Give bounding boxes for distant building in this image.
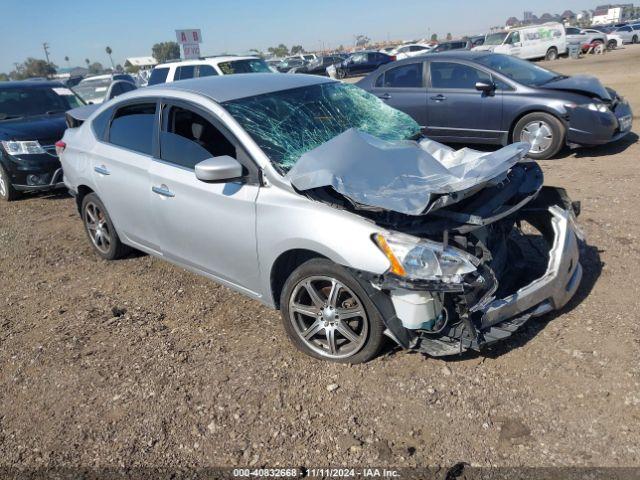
[592,4,635,24]
[124,56,157,70]
[505,16,520,27]
[523,11,534,21]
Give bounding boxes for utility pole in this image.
[42,42,51,64]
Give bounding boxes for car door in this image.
[426,60,504,144]
[148,100,261,295]
[369,61,428,127]
[346,53,368,76]
[90,100,160,252]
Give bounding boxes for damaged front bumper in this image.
[360,190,583,357]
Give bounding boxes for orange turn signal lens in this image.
[374,234,407,277]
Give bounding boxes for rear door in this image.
[148,100,261,294]
[425,60,504,144]
[90,100,160,252]
[369,61,428,127]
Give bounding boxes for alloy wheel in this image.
[0,173,7,198]
[288,275,368,359]
[84,201,112,254]
[520,121,554,154]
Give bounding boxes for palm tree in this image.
[105,46,114,69]
[64,56,70,67]
[85,58,90,67]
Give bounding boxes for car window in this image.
[197,65,218,77]
[148,68,169,86]
[506,32,520,44]
[177,65,196,80]
[109,103,156,155]
[91,107,112,140]
[430,62,490,89]
[397,46,409,53]
[566,27,580,35]
[351,53,367,64]
[217,59,272,74]
[367,53,379,62]
[0,86,83,119]
[383,63,423,88]
[374,73,384,88]
[160,105,236,169]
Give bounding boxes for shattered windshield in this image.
[223,82,421,172]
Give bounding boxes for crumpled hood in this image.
[540,75,612,101]
[287,129,530,216]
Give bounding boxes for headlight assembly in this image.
[1,140,46,155]
[586,102,608,113]
[373,232,478,283]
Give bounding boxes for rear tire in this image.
[336,68,347,79]
[81,193,131,260]
[545,47,558,61]
[607,39,617,50]
[633,35,638,44]
[513,112,565,160]
[280,258,385,364]
[0,165,19,202]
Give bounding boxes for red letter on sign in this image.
[192,31,199,42]
[181,32,187,42]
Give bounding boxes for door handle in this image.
[94,165,110,175]
[378,93,392,100]
[152,184,175,198]
[430,94,447,101]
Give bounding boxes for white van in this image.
[473,22,567,60]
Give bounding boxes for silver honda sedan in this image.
[59,73,583,363]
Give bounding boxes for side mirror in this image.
[195,156,243,182]
[475,81,495,93]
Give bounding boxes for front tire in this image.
[513,112,565,160]
[81,193,131,260]
[607,39,617,50]
[280,258,385,364]
[545,47,558,61]
[335,68,347,79]
[0,165,20,202]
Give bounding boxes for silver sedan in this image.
[59,73,583,363]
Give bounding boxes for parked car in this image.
[612,25,639,44]
[59,73,582,362]
[430,40,472,53]
[468,35,486,47]
[473,22,567,61]
[276,57,307,73]
[327,51,395,79]
[357,51,633,160]
[148,56,272,85]
[292,56,345,75]
[565,27,608,49]
[580,28,624,49]
[0,80,85,201]
[391,43,434,60]
[73,75,137,104]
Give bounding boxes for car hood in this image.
[0,114,67,143]
[540,75,612,101]
[287,129,530,216]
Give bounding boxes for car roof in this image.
[155,56,259,68]
[146,72,334,102]
[0,80,64,89]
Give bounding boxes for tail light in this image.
[55,140,66,156]
[390,55,397,61]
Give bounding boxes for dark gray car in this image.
[357,51,633,159]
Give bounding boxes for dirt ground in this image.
[1,46,639,472]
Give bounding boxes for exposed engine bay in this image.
[288,132,583,356]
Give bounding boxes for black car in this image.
[357,51,633,159]
[293,55,345,75]
[0,81,84,201]
[330,51,395,79]
[276,58,307,73]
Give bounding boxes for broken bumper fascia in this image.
[358,203,583,357]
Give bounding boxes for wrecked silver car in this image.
[60,74,583,363]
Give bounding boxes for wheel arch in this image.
[75,184,95,214]
[270,249,329,309]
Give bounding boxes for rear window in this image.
[148,67,169,85]
[108,103,156,155]
[198,65,218,77]
[217,59,272,75]
[176,65,196,80]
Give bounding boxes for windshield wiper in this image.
[45,109,66,115]
[540,75,568,85]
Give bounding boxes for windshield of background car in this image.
[73,78,112,103]
[218,59,272,74]
[223,82,421,172]
[475,54,558,86]
[0,86,84,119]
[484,32,508,45]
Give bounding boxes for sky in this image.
[0,0,607,72]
